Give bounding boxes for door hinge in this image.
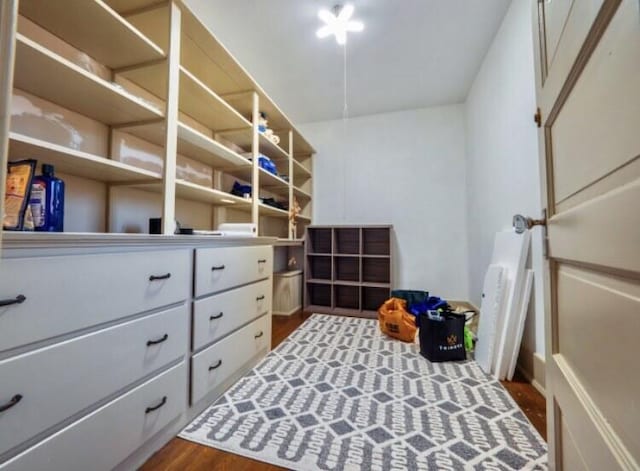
[543,236,549,259]
[534,107,542,128]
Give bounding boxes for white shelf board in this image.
[274,269,303,277]
[259,203,289,219]
[292,129,315,155]
[175,180,252,208]
[261,172,291,196]
[109,1,315,155]
[19,0,165,69]
[218,130,290,163]
[132,179,253,209]
[104,0,161,14]
[298,214,312,223]
[120,64,251,132]
[226,167,289,196]
[177,5,314,152]
[221,95,315,156]
[120,121,250,169]
[293,186,311,201]
[8,132,161,183]
[292,159,312,179]
[14,34,163,125]
[274,238,304,247]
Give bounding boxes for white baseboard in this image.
[517,351,546,397]
[272,306,302,316]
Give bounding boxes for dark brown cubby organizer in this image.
[362,258,390,284]
[308,228,332,253]
[308,255,332,280]
[335,228,360,254]
[362,287,390,312]
[362,228,390,255]
[308,283,332,307]
[304,226,392,318]
[335,285,360,310]
[335,257,359,282]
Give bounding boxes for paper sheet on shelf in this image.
[490,230,531,380]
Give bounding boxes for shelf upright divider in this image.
[251,91,260,231]
[359,227,364,313]
[161,1,181,235]
[288,129,294,240]
[0,0,17,249]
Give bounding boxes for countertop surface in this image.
[1,232,278,256]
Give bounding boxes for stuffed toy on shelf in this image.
[259,112,280,146]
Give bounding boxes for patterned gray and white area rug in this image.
[180,314,547,470]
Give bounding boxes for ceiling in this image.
[184,0,511,124]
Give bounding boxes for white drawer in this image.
[0,304,188,457]
[191,314,270,405]
[0,249,190,353]
[193,279,272,351]
[1,362,187,471]
[194,246,272,297]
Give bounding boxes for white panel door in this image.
[532,0,640,468]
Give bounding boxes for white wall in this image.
[465,0,545,359]
[300,105,469,300]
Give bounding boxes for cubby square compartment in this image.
[308,283,332,307]
[335,285,359,310]
[335,257,359,282]
[362,287,390,312]
[363,228,390,255]
[362,258,390,284]
[307,228,332,254]
[335,228,360,254]
[308,255,332,280]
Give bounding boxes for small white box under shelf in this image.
[272,269,303,316]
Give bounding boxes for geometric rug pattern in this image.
[180,314,547,470]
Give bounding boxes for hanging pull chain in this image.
[343,41,348,121]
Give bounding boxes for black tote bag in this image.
[418,312,466,362]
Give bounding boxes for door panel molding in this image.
[552,356,638,469]
[548,179,640,273]
[555,155,640,213]
[540,0,608,116]
[556,264,640,460]
[550,0,640,203]
[558,411,590,470]
[543,0,576,76]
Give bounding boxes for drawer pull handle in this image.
[210,312,224,320]
[258,259,267,264]
[0,295,26,307]
[254,331,264,339]
[149,273,171,281]
[256,295,265,301]
[209,359,223,371]
[211,265,226,271]
[146,334,168,346]
[145,396,167,414]
[0,394,22,413]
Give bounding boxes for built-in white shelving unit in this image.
[2,0,314,241]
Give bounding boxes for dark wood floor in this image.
[142,311,546,470]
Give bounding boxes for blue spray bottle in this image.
[30,164,65,232]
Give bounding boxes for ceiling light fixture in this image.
[316,4,364,45]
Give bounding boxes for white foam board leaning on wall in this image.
[507,269,534,381]
[476,264,506,375]
[490,230,531,380]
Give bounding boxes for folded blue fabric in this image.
[409,296,448,316]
